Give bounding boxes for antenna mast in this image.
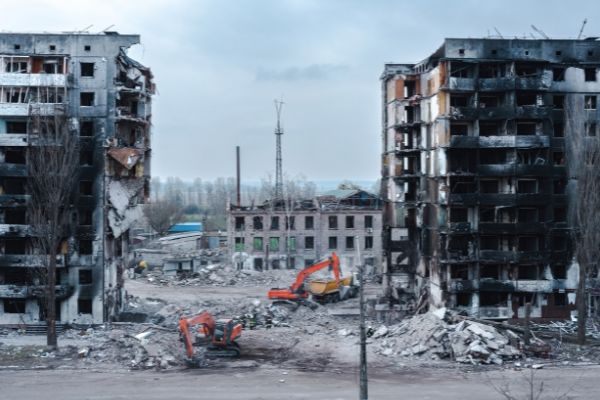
[274,99,285,202]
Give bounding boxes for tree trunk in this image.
[577,259,587,345]
[47,253,57,348]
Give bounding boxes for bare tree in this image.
[488,368,577,400]
[27,104,79,348]
[565,94,600,345]
[143,199,183,236]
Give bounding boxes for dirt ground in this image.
[2,271,600,399]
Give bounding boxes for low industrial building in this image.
[228,189,383,274]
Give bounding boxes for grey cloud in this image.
[255,64,349,81]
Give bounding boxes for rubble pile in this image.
[144,264,282,287]
[532,320,600,340]
[372,308,540,365]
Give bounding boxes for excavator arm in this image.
[268,252,341,300]
[179,311,215,359]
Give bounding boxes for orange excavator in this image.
[179,311,243,364]
[268,252,354,304]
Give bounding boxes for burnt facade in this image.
[0,32,153,325]
[381,38,600,319]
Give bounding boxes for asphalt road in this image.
[1,364,597,400]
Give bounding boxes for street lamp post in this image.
[355,236,368,400]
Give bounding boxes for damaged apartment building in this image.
[381,38,600,320]
[0,32,154,326]
[228,189,382,273]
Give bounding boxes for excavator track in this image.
[205,342,241,358]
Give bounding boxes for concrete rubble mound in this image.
[372,308,545,365]
[144,263,280,287]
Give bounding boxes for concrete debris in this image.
[372,310,544,365]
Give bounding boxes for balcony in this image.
[478,222,546,235]
[478,77,515,91]
[0,103,66,117]
[0,73,66,87]
[0,224,30,236]
[515,75,551,90]
[479,250,545,263]
[0,134,29,147]
[447,77,476,91]
[477,164,553,177]
[449,278,572,293]
[0,254,67,268]
[0,284,72,299]
[0,163,27,177]
[449,135,550,149]
[515,105,552,119]
[479,307,510,320]
[0,194,30,206]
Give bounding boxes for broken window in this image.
[517,149,546,165]
[585,95,597,110]
[80,62,94,77]
[4,238,26,254]
[79,180,93,196]
[270,216,279,230]
[269,237,279,251]
[79,209,93,226]
[480,149,506,164]
[552,67,565,81]
[456,293,471,306]
[450,177,476,193]
[516,92,538,106]
[552,264,567,279]
[253,258,263,271]
[252,216,263,230]
[479,93,501,108]
[480,292,508,307]
[328,216,338,229]
[42,61,62,74]
[305,236,314,249]
[516,121,537,135]
[517,265,538,280]
[253,237,263,251]
[480,264,501,279]
[586,122,597,137]
[450,122,469,136]
[4,149,25,164]
[3,299,26,313]
[553,121,564,137]
[78,299,93,314]
[585,67,597,82]
[450,94,470,107]
[448,235,471,255]
[365,215,373,229]
[449,208,468,222]
[78,269,93,284]
[516,293,536,307]
[365,236,373,249]
[553,178,566,194]
[480,236,499,250]
[234,217,245,231]
[479,207,495,222]
[84,45,91,51]
[285,216,295,230]
[79,240,93,255]
[552,95,565,109]
[80,150,93,166]
[554,292,567,306]
[450,61,473,78]
[552,234,567,250]
[404,80,416,97]
[553,151,565,166]
[80,92,95,107]
[517,179,537,194]
[5,61,28,73]
[517,236,539,251]
[305,216,314,230]
[328,236,337,249]
[554,207,567,222]
[80,120,94,137]
[515,63,539,77]
[6,121,26,133]
[478,63,505,78]
[518,208,538,223]
[5,88,26,103]
[3,178,26,194]
[450,264,469,279]
[479,122,499,136]
[480,180,499,193]
[345,236,354,250]
[345,215,354,229]
[5,209,26,224]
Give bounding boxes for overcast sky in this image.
[3,0,599,182]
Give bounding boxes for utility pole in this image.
[356,236,368,400]
[274,99,284,203]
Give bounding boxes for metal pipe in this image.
[236,146,241,206]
